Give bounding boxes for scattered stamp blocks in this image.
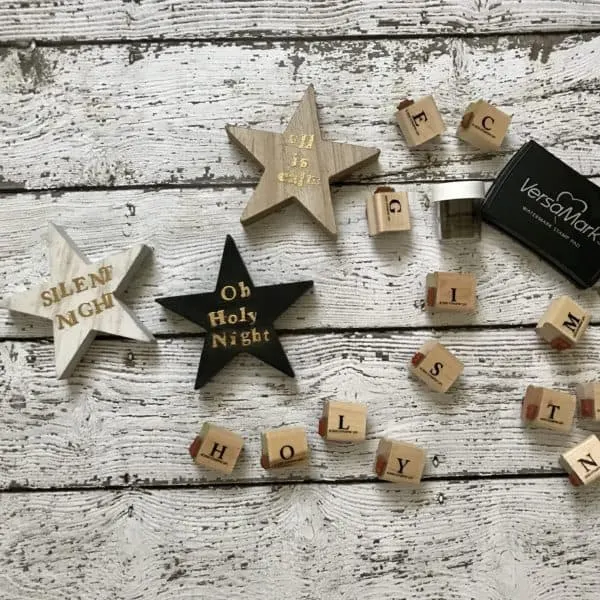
[318,401,367,442]
[189,423,244,474]
[396,96,446,147]
[576,383,600,421]
[456,100,512,151]
[560,435,600,487]
[431,181,484,240]
[426,271,476,313]
[521,385,576,432]
[261,426,308,469]
[366,186,411,236]
[536,296,591,350]
[374,438,426,485]
[409,340,464,393]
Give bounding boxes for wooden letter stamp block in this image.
[374,438,426,485]
[536,296,591,350]
[576,383,600,421]
[189,423,244,474]
[396,96,445,147]
[261,427,308,469]
[318,401,367,442]
[560,435,600,487]
[366,186,411,236]
[457,100,511,151]
[409,340,464,393]
[426,271,476,312]
[521,385,576,432]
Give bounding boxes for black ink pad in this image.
[482,141,600,288]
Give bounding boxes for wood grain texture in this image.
[1,0,600,42]
[2,185,600,337]
[227,84,380,236]
[1,223,154,378]
[1,34,600,190]
[2,329,600,489]
[1,480,599,600]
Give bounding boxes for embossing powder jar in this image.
[482,141,600,288]
[431,181,484,240]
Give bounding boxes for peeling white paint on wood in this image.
[1,481,598,599]
[2,330,600,489]
[1,185,599,336]
[1,0,600,42]
[1,34,599,189]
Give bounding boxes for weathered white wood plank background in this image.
[1,481,599,599]
[1,1,600,598]
[2,185,600,335]
[1,0,600,41]
[1,33,600,190]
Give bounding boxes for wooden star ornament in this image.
[226,85,380,237]
[0,224,154,379]
[156,235,313,389]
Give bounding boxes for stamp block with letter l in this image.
[457,100,511,151]
[521,385,576,432]
[426,271,476,313]
[409,340,464,393]
[318,400,367,442]
[261,426,308,469]
[536,296,591,350]
[396,96,445,147]
[560,435,600,487]
[189,423,244,474]
[374,438,426,485]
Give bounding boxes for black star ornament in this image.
[156,235,313,388]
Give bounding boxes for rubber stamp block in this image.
[409,340,464,393]
[431,181,484,240]
[426,271,476,312]
[560,435,600,487]
[374,438,426,485]
[457,100,511,151]
[521,385,576,432]
[536,296,591,350]
[189,423,244,474]
[318,400,367,442]
[396,96,445,147]
[366,186,411,236]
[261,426,308,469]
[576,383,600,421]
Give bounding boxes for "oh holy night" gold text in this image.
[208,281,270,349]
[40,265,115,330]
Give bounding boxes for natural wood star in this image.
[226,84,380,237]
[0,224,154,379]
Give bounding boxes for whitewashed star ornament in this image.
[226,84,380,237]
[0,223,154,379]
